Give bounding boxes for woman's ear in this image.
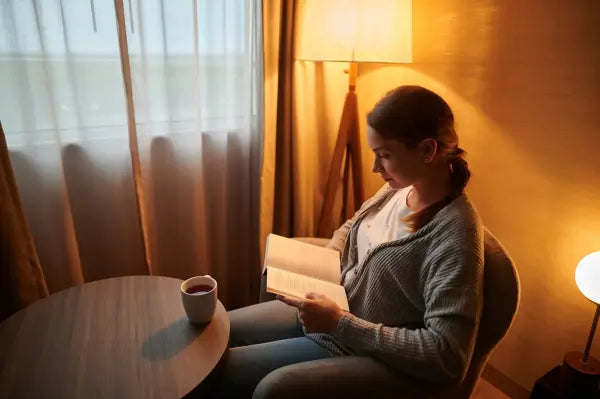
[419,139,438,163]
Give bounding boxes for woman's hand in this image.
[277,292,346,333]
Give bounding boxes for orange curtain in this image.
[260,0,297,258]
[261,1,356,248]
[0,122,48,322]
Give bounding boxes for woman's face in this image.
[366,125,427,189]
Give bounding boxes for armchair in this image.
[255,231,520,399]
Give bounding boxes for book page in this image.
[264,234,340,283]
[266,266,349,311]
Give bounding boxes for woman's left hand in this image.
[277,292,346,333]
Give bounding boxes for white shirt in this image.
[343,186,412,286]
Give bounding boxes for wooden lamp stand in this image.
[317,62,365,238]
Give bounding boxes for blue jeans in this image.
[189,300,331,398]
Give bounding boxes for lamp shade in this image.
[295,0,412,63]
[575,251,600,304]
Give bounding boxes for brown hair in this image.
[366,85,470,232]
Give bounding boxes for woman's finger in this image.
[305,292,318,300]
[276,295,303,308]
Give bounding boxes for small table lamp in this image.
[563,252,600,383]
[531,252,600,398]
[295,0,412,237]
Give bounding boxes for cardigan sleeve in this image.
[331,217,485,384]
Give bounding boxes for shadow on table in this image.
[142,317,205,360]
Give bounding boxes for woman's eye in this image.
[377,153,390,159]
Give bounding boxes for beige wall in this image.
[294,0,600,391]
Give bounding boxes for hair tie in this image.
[450,147,464,157]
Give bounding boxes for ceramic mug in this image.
[180,275,217,324]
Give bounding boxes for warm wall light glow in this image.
[575,251,600,304]
[295,0,412,63]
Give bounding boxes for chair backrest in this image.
[450,229,521,398]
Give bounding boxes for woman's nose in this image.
[372,158,381,173]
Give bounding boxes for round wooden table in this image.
[0,276,230,398]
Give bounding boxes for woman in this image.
[195,85,484,398]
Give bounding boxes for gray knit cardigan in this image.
[307,184,485,384]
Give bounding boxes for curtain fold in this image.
[114,0,152,276]
[272,0,296,237]
[0,122,48,322]
[260,0,296,256]
[0,0,261,310]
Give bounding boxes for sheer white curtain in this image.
[0,0,262,308]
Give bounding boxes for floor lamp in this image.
[295,0,413,237]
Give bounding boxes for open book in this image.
[264,234,349,311]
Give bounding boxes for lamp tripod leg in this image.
[317,91,359,237]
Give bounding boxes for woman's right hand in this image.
[277,292,346,333]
